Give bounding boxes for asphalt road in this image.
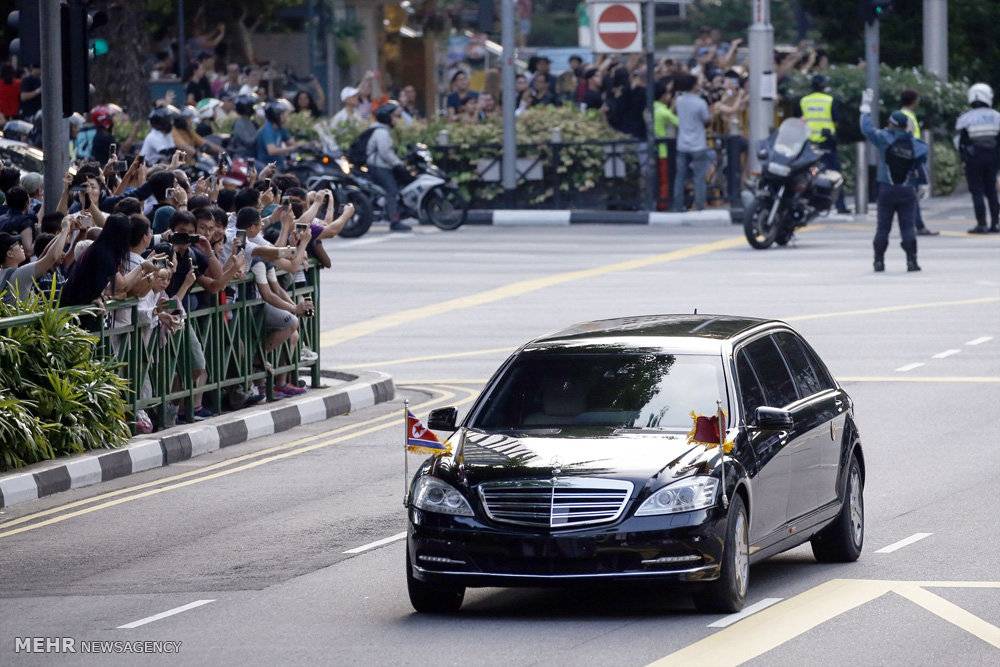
[2,198,999,665]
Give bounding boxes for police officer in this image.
[955,83,1000,234]
[859,89,928,272]
[899,90,939,236]
[800,75,849,213]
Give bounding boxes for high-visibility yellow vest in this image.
[900,108,922,140]
[800,92,836,143]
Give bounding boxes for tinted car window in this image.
[801,342,836,390]
[472,352,727,433]
[743,336,799,407]
[773,332,824,398]
[736,350,767,422]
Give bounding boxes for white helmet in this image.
[968,83,994,106]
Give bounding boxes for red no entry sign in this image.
[594,3,641,53]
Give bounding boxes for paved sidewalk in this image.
[0,370,394,509]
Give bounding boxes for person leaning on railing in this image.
[0,215,72,305]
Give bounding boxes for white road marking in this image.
[343,531,407,555]
[932,349,961,359]
[895,362,925,372]
[875,532,933,554]
[707,598,784,628]
[117,600,215,629]
[966,336,993,346]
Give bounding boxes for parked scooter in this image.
[744,118,843,249]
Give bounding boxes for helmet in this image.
[374,101,401,126]
[810,74,829,92]
[968,83,994,107]
[234,94,257,117]
[220,157,249,188]
[68,112,86,129]
[196,98,222,120]
[181,105,198,121]
[89,105,114,129]
[264,99,292,125]
[148,106,177,132]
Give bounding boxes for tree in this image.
[89,0,151,115]
[800,0,1000,91]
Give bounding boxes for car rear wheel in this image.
[407,548,465,613]
[810,456,864,563]
[693,494,748,614]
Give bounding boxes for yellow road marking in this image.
[650,579,1000,666]
[0,386,478,539]
[840,376,1000,383]
[785,296,1000,322]
[337,346,514,370]
[319,236,746,348]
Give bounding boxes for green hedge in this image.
[0,291,131,472]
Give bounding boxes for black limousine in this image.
[406,315,865,613]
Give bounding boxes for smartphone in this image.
[261,178,271,191]
[109,143,117,156]
[153,257,168,269]
[234,229,247,250]
[115,160,128,175]
[295,221,308,232]
[209,175,217,189]
[162,298,179,313]
[246,157,256,169]
[166,187,177,200]
[169,232,191,245]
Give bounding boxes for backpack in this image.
[346,126,378,168]
[885,134,917,186]
[0,266,17,305]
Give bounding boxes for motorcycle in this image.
[388,144,468,231]
[743,118,843,249]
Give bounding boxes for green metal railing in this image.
[0,262,323,429]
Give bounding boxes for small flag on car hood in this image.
[406,409,450,455]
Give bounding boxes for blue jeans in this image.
[874,183,918,258]
[672,149,715,211]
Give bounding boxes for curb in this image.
[0,370,395,510]
[467,209,733,226]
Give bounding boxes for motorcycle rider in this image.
[76,105,117,164]
[799,75,849,214]
[899,89,939,236]
[955,83,1000,233]
[140,106,178,165]
[174,105,220,157]
[229,95,259,159]
[366,101,411,232]
[256,99,301,172]
[859,89,928,273]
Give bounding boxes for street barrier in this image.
[0,262,323,430]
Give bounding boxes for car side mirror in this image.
[754,406,793,431]
[427,406,458,431]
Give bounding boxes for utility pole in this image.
[177,0,186,77]
[643,0,655,211]
[500,0,516,195]
[922,0,947,80]
[864,18,879,179]
[39,0,65,211]
[748,0,774,173]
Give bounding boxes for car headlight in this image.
[412,477,474,516]
[634,476,719,516]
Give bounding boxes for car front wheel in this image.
[810,455,864,562]
[693,494,748,613]
[406,548,465,613]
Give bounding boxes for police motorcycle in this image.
[744,117,843,249]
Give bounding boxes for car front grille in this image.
[478,478,634,529]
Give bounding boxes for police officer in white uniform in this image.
[956,83,1000,234]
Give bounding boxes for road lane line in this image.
[343,531,407,554]
[707,598,783,628]
[117,600,214,629]
[895,362,925,372]
[893,585,1000,649]
[0,386,479,539]
[966,336,993,346]
[784,296,1000,323]
[932,349,961,359]
[319,236,746,348]
[839,376,1000,383]
[0,388,458,532]
[337,346,514,370]
[875,532,933,554]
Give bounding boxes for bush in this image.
[931,140,961,196]
[0,290,131,472]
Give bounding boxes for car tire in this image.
[810,456,864,563]
[693,494,748,614]
[406,548,465,613]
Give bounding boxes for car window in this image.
[801,341,836,390]
[735,350,767,422]
[773,332,824,398]
[742,336,799,407]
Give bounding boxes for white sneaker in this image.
[299,346,318,364]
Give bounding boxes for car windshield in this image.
[773,118,809,158]
[471,352,727,435]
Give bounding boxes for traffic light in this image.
[62,0,108,115]
[863,0,894,23]
[6,0,41,68]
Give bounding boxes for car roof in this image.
[526,314,778,354]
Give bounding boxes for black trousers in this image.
[369,166,401,223]
[964,152,999,226]
[874,183,918,259]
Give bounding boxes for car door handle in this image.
[834,399,844,412]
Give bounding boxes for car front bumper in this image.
[408,507,726,588]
